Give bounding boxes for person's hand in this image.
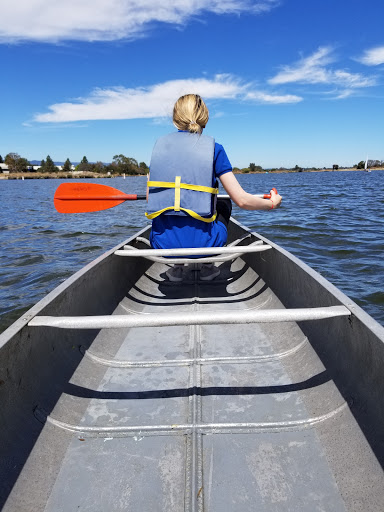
[270,188,282,209]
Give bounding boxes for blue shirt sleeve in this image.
[214,143,232,178]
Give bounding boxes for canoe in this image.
[1,218,384,511]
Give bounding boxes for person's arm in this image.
[219,171,282,210]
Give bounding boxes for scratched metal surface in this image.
[31,274,383,510]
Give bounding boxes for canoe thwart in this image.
[133,235,256,248]
[28,305,351,330]
[114,242,272,264]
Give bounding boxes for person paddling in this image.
[146,94,282,282]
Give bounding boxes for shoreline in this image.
[0,172,145,180]
[1,168,383,180]
[231,167,384,174]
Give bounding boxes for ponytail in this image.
[173,94,209,134]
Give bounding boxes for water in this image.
[0,171,383,334]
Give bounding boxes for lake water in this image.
[0,170,383,334]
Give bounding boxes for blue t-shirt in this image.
[149,141,232,250]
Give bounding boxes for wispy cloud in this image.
[356,46,384,66]
[0,0,279,44]
[269,47,333,84]
[245,91,302,104]
[33,75,300,123]
[269,47,376,95]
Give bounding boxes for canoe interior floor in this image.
[5,258,384,512]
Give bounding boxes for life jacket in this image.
[145,132,218,223]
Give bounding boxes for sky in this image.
[0,0,383,169]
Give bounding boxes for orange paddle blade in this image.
[54,182,138,213]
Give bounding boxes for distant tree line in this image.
[355,160,384,169]
[236,160,384,173]
[1,152,149,175]
[2,153,384,175]
[234,163,304,173]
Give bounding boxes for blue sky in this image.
[1,0,383,169]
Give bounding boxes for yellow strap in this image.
[148,180,218,195]
[174,176,181,211]
[145,207,217,223]
[146,177,217,222]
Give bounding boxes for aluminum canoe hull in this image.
[1,219,384,511]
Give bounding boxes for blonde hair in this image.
[173,94,209,134]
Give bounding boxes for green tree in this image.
[244,163,263,173]
[62,158,72,172]
[75,156,92,172]
[111,154,140,175]
[5,153,30,172]
[75,162,87,172]
[90,161,105,173]
[0,155,3,163]
[76,157,92,172]
[139,161,149,173]
[43,155,59,173]
[356,161,365,169]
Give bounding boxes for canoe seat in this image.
[114,237,272,264]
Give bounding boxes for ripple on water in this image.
[326,248,357,258]
[70,245,104,253]
[363,291,384,306]
[12,255,46,266]
[60,231,98,238]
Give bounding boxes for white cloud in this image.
[33,75,300,123]
[325,89,354,100]
[357,46,384,66]
[245,91,302,104]
[269,47,333,85]
[269,47,376,89]
[0,0,279,43]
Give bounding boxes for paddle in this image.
[54,182,276,214]
[54,182,147,213]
